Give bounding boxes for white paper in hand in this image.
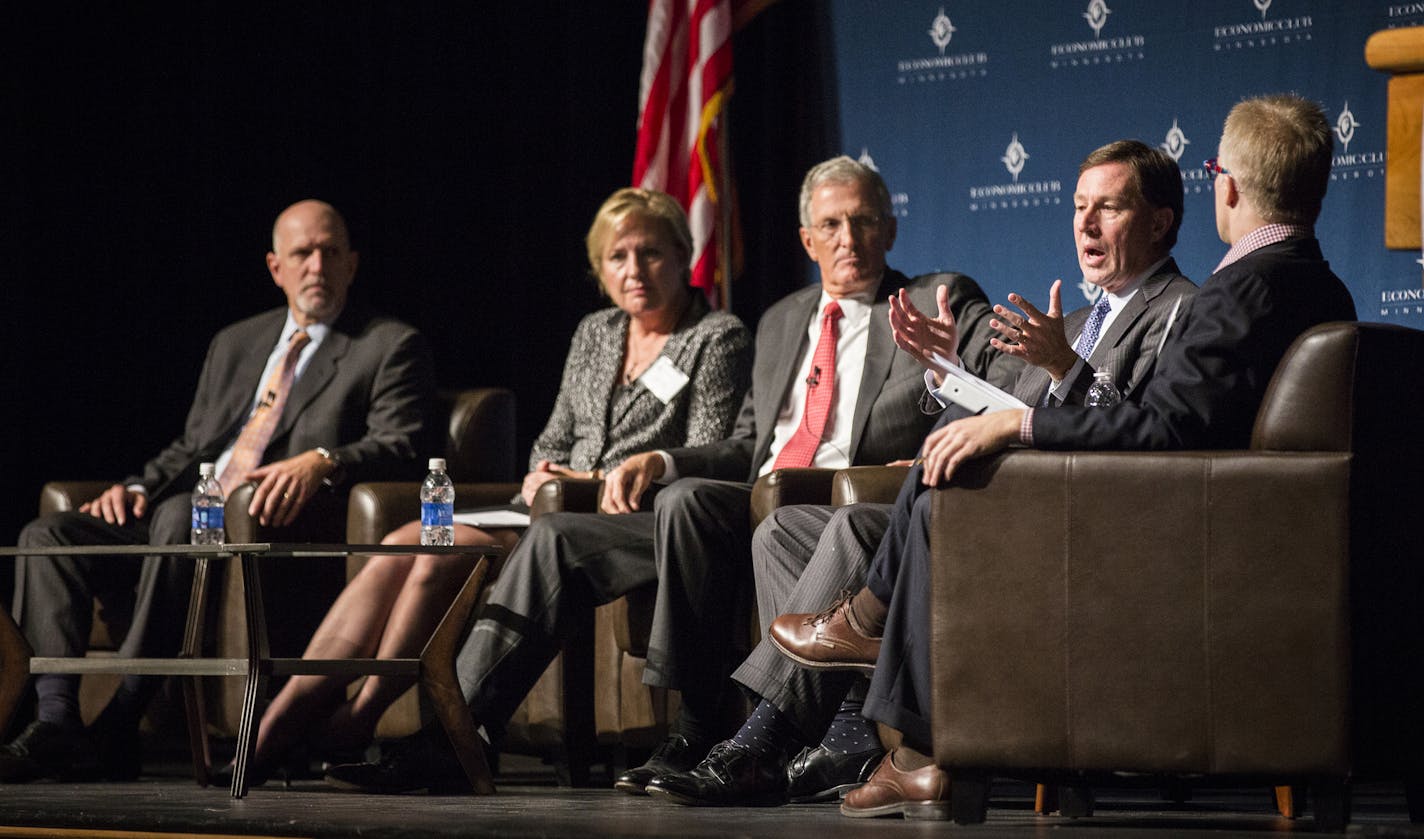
[929,353,1027,413]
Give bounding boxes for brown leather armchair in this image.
[36,387,516,748]
[921,322,1424,831]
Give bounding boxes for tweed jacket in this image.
[528,294,751,473]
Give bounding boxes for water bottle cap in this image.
[428,458,447,471]
[1093,369,1112,381]
[198,462,216,477]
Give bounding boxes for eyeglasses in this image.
[812,213,884,241]
[1203,158,1231,177]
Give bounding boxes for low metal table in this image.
[0,542,502,798]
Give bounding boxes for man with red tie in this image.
[2,200,434,783]
[322,157,1016,794]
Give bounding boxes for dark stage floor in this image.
[0,756,1420,838]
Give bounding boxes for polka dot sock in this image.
[818,700,880,754]
[729,699,800,757]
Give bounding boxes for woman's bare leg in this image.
[318,525,520,751]
[249,520,425,768]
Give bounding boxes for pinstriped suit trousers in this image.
[731,502,891,743]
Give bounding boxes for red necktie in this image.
[219,329,311,490]
[773,301,843,469]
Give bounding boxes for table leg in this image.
[181,556,215,787]
[231,551,272,799]
[420,556,496,795]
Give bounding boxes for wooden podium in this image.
[1366,26,1424,250]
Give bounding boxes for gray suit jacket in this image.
[666,269,953,483]
[528,295,752,473]
[1014,259,1197,407]
[125,305,435,504]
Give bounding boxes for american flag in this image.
[633,0,737,307]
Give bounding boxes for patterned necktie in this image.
[1073,294,1113,361]
[219,329,311,490]
[773,301,844,470]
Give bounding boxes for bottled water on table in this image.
[421,457,455,546]
[1085,369,1122,408]
[190,462,225,545]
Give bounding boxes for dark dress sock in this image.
[729,699,801,757]
[818,699,879,754]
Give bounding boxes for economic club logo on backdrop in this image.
[1049,0,1146,69]
[1212,0,1313,51]
[856,148,911,220]
[1161,119,1217,197]
[967,134,1063,213]
[895,6,989,85]
[1328,100,1383,185]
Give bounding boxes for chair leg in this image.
[950,774,990,824]
[420,557,496,795]
[1274,784,1302,819]
[1310,777,1350,833]
[1034,783,1058,815]
[557,611,596,788]
[1060,784,1094,818]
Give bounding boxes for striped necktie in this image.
[219,329,311,490]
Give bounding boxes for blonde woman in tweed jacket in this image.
[240,189,751,782]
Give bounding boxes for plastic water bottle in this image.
[1085,369,1122,408]
[420,457,455,546]
[190,462,225,545]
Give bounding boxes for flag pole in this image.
[717,103,734,312]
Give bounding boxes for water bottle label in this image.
[421,502,453,527]
[191,506,224,530]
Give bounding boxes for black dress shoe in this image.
[323,731,468,794]
[0,721,100,783]
[612,734,707,795]
[645,741,787,807]
[785,743,885,803]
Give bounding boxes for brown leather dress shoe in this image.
[840,747,950,820]
[769,593,881,673]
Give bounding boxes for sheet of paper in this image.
[452,507,530,528]
[929,353,1028,413]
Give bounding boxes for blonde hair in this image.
[1219,94,1332,225]
[584,188,693,280]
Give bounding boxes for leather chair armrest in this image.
[832,465,911,506]
[530,477,604,518]
[40,481,116,515]
[749,468,836,528]
[345,482,521,544]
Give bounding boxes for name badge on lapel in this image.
[639,356,690,404]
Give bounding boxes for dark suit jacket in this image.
[1016,258,1197,406]
[124,305,435,504]
[1033,237,1356,450]
[666,269,968,482]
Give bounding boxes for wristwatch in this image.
[315,446,344,487]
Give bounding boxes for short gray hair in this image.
[798,156,893,228]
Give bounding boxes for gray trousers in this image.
[455,477,756,732]
[731,502,890,743]
[15,494,194,662]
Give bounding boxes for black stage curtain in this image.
[0,2,836,581]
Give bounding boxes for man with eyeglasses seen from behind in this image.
[322,155,1019,794]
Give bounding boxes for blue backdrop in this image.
[827,0,1423,326]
